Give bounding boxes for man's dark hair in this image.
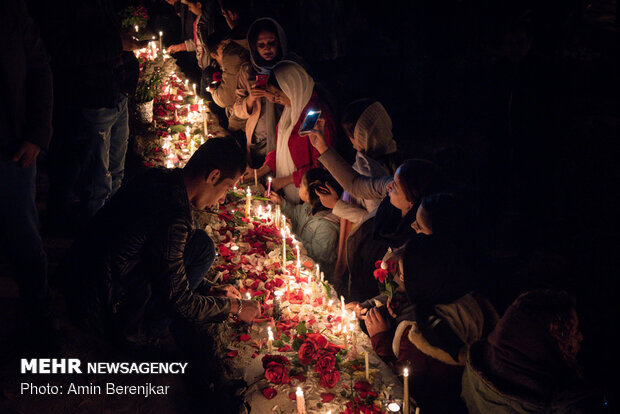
[341,98,376,139]
[184,137,246,182]
[205,30,230,54]
[304,168,343,215]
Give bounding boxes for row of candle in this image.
[239,192,415,413]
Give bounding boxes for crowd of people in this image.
[1,0,605,413]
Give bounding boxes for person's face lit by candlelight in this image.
[255,30,279,61]
[387,169,414,216]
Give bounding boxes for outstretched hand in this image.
[364,307,389,337]
[308,118,328,154]
[265,190,282,205]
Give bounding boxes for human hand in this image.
[308,118,328,154]
[364,307,389,337]
[237,299,261,323]
[346,302,368,319]
[241,166,254,181]
[209,284,242,299]
[386,298,398,319]
[316,183,339,209]
[265,191,282,205]
[11,142,40,167]
[167,44,185,54]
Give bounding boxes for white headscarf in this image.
[273,61,315,203]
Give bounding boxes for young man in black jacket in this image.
[63,138,260,345]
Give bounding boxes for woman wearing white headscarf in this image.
[249,61,335,203]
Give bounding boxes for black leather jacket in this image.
[64,168,230,341]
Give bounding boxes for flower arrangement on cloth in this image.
[119,5,148,30]
[135,55,176,103]
[373,259,398,300]
[296,332,342,389]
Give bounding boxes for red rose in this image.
[319,368,340,388]
[320,392,335,403]
[305,333,328,349]
[262,387,277,399]
[264,363,289,384]
[298,340,319,365]
[314,354,336,373]
[261,354,289,368]
[373,268,388,283]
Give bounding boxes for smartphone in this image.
[255,74,268,89]
[299,110,322,135]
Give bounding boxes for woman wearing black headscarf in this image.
[308,128,448,300]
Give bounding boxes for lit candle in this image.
[320,271,324,283]
[415,408,419,414]
[267,326,274,353]
[267,205,272,223]
[257,205,263,219]
[315,264,320,281]
[295,387,306,414]
[245,187,251,218]
[342,324,348,350]
[350,323,357,352]
[365,352,370,381]
[202,106,208,138]
[185,126,191,140]
[190,139,196,154]
[327,299,334,312]
[295,244,301,278]
[134,25,139,33]
[340,295,346,319]
[281,215,286,230]
[403,368,409,414]
[273,290,283,317]
[254,169,258,186]
[246,292,251,300]
[266,176,272,197]
[281,229,287,268]
[192,83,197,96]
[159,31,163,51]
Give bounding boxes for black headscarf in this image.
[372,159,446,246]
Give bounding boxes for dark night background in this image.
[1,0,617,412]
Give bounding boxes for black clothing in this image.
[0,0,53,156]
[63,168,231,342]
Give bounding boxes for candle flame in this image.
[296,387,303,396]
[404,368,409,377]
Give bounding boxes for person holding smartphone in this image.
[234,18,305,167]
[245,60,336,203]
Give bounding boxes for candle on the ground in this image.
[295,244,301,278]
[245,187,251,218]
[320,271,324,283]
[267,326,274,353]
[192,83,197,96]
[202,106,208,138]
[281,229,287,268]
[134,25,139,33]
[315,264,320,281]
[340,295,346,320]
[246,292,251,300]
[257,205,263,219]
[266,176,272,198]
[350,323,357,352]
[365,352,370,381]
[295,387,306,414]
[403,368,410,414]
[327,299,333,312]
